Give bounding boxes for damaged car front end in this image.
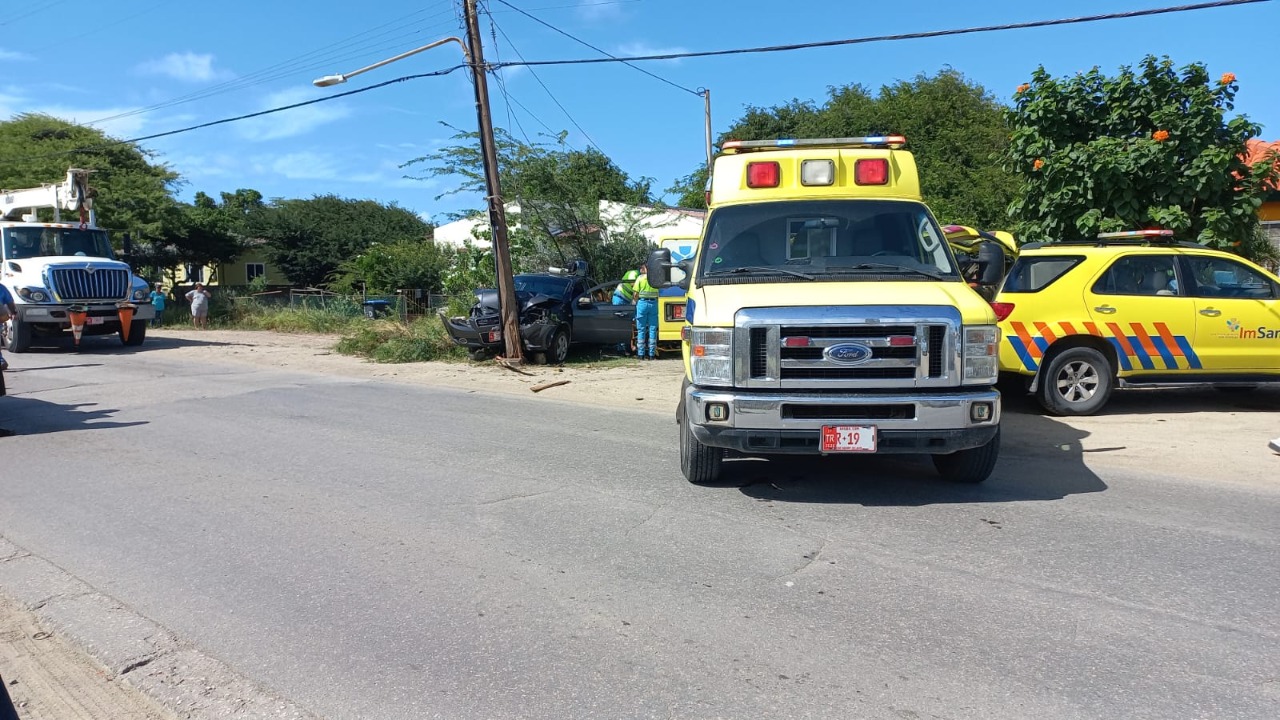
[440,288,570,362]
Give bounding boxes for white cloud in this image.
[137,52,230,83]
[615,42,688,65]
[236,87,351,142]
[578,0,625,22]
[0,48,32,62]
[0,86,151,137]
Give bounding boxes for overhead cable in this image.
[490,0,1270,69]
[493,0,701,96]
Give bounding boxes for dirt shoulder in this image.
[0,595,174,720]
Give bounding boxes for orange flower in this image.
[1220,72,1236,85]
[1152,130,1170,142]
[1033,158,1044,171]
[1016,83,1030,94]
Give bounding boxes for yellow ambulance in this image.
[657,236,699,348]
[648,136,1005,485]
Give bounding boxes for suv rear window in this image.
[1001,256,1083,293]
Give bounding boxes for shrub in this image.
[335,317,464,363]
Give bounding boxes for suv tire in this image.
[1038,346,1114,416]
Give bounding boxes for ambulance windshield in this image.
[698,200,957,283]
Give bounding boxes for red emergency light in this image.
[854,158,889,185]
[746,161,780,188]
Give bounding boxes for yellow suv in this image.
[993,230,1280,415]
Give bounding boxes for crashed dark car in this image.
[441,268,635,364]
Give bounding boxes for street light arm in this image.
[312,37,470,87]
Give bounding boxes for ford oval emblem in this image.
[824,342,873,365]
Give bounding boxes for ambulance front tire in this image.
[5,318,32,353]
[932,426,1000,484]
[679,411,723,485]
[1037,346,1114,416]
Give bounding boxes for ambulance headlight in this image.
[689,327,733,387]
[800,159,835,186]
[963,326,999,385]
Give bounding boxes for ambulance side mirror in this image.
[647,249,673,287]
[976,241,1004,286]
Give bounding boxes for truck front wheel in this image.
[931,427,1000,484]
[5,318,32,353]
[121,319,147,346]
[679,412,723,485]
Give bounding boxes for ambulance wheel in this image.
[121,319,147,346]
[679,411,723,485]
[5,318,32,353]
[1038,346,1113,416]
[932,426,1000,484]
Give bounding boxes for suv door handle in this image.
[1093,305,1117,314]
[614,311,631,318]
[1199,308,1222,317]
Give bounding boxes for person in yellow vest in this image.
[612,269,639,305]
[633,266,660,360]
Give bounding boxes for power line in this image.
[9,66,468,163]
[493,0,700,96]
[491,0,1270,69]
[0,0,67,27]
[486,13,603,153]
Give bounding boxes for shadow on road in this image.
[727,408,1106,506]
[10,333,250,355]
[0,396,147,436]
[1002,384,1280,415]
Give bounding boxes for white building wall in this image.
[433,201,702,249]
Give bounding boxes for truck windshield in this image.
[698,200,957,282]
[2,226,115,260]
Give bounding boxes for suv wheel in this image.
[1038,346,1113,416]
[545,326,570,365]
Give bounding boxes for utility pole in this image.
[702,88,713,169]
[463,0,523,363]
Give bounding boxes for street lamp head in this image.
[312,74,347,88]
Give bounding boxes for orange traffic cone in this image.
[117,303,136,342]
[68,305,88,346]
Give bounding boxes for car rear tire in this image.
[468,349,491,361]
[1038,346,1113,416]
[545,326,570,365]
[931,427,1000,483]
[679,410,723,485]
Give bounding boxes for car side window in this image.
[1001,256,1083,293]
[1184,256,1277,299]
[1092,255,1180,296]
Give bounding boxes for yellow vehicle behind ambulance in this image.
[658,236,699,347]
[648,136,1006,485]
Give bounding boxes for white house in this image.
[433,200,704,249]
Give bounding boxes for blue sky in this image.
[1,0,1275,225]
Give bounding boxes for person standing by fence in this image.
[149,284,167,327]
[185,283,211,329]
[632,266,660,360]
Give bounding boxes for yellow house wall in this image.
[1260,200,1280,222]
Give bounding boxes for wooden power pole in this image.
[463,0,523,363]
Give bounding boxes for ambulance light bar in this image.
[722,135,906,151]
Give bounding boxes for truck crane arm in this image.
[0,169,94,221]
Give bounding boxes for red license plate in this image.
[820,425,877,453]
[485,330,501,342]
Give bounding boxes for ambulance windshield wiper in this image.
[710,265,815,281]
[825,262,948,280]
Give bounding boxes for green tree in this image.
[0,114,180,241]
[407,128,657,282]
[1004,56,1278,253]
[666,70,1017,228]
[328,238,452,295]
[245,195,432,287]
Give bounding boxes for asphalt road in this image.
[1,337,1278,720]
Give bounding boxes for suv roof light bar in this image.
[721,135,906,152]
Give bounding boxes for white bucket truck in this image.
[1,169,153,352]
